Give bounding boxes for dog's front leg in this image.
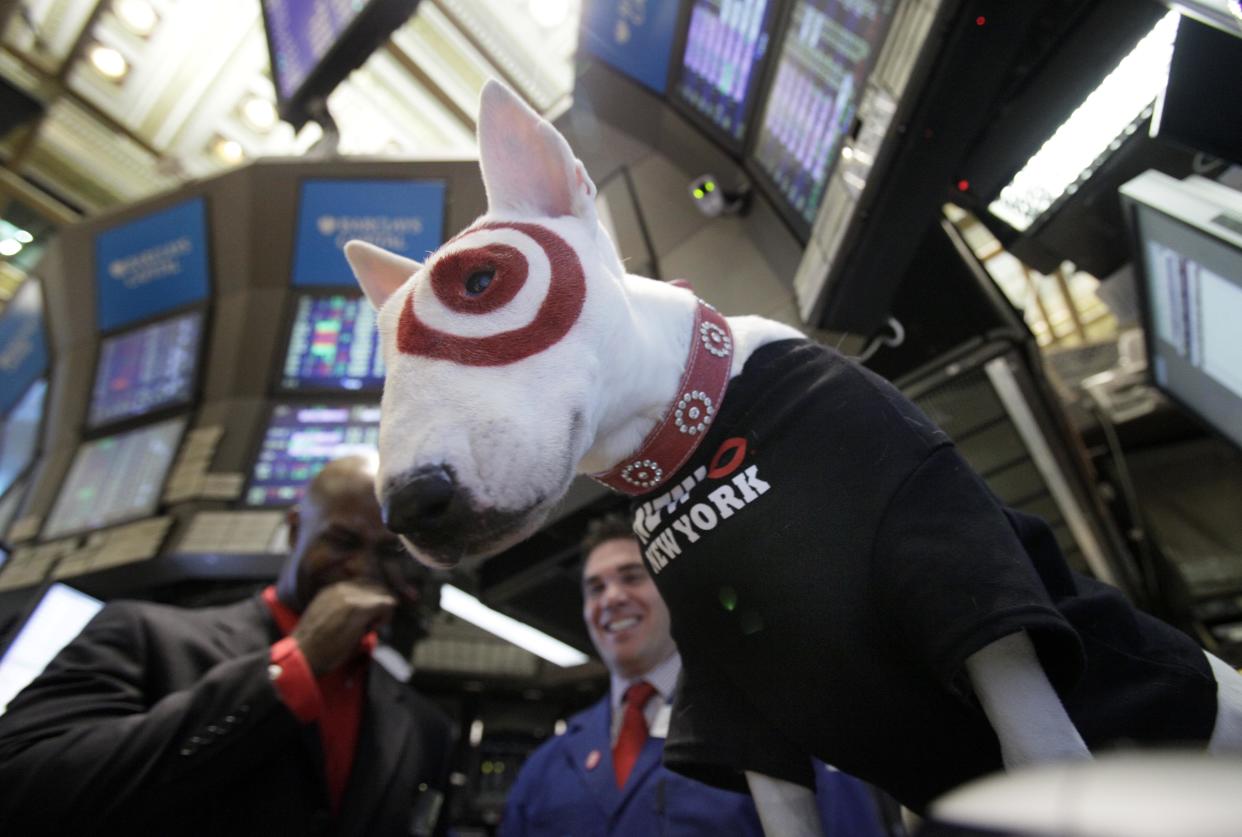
[745,771,824,837]
[964,630,1092,769]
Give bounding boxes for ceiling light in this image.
[14,230,32,244]
[115,0,158,37]
[210,136,246,165]
[439,585,590,667]
[241,96,279,133]
[87,44,129,81]
[0,240,22,257]
[988,11,1180,232]
[529,0,572,29]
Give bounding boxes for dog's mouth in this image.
[396,502,551,568]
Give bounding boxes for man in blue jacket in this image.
[499,515,891,836]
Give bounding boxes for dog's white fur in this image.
[347,81,1242,833]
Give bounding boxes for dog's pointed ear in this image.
[344,240,421,309]
[478,79,596,221]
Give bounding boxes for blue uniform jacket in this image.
[498,697,887,836]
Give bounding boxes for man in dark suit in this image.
[499,515,892,836]
[0,455,453,837]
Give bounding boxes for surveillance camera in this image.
[688,174,751,218]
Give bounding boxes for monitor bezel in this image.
[260,0,420,129]
[241,399,383,509]
[83,303,211,439]
[271,288,385,397]
[39,413,192,542]
[1121,174,1242,453]
[0,477,30,549]
[667,0,787,159]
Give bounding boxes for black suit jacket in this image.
[0,594,453,837]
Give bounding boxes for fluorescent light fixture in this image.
[989,11,1180,232]
[0,240,21,257]
[440,584,590,667]
[14,230,32,244]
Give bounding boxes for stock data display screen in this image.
[751,0,895,230]
[42,417,186,540]
[88,310,203,429]
[280,294,384,392]
[245,404,380,507]
[674,0,777,147]
[262,0,372,103]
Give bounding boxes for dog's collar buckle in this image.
[591,300,733,496]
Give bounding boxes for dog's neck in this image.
[578,273,803,477]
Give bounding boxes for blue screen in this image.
[0,281,49,417]
[0,379,46,499]
[88,310,203,429]
[95,198,210,332]
[292,179,444,288]
[581,0,683,94]
[751,0,895,228]
[42,416,186,540]
[674,0,777,145]
[281,294,384,392]
[245,403,381,507]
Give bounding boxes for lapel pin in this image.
[585,749,601,771]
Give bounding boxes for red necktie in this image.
[613,681,657,788]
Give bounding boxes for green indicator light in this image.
[718,586,737,612]
[704,181,716,193]
[693,188,705,200]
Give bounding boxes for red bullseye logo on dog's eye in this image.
[397,222,586,366]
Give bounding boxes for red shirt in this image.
[262,586,377,814]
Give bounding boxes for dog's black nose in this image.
[384,466,457,536]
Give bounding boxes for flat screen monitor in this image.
[41,416,187,540]
[749,0,896,237]
[1121,171,1242,451]
[94,197,210,333]
[280,293,384,393]
[580,0,685,94]
[260,0,420,128]
[0,378,46,499]
[87,309,204,431]
[245,403,380,507]
[671,0,781,151]
[0,583,102,714]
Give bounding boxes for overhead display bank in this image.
[94,197,211,332]
[291,179,446,287]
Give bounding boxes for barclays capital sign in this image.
[292,179,446,288]
[95,197,211,332]
[581,0,682,94]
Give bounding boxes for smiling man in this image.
[499,514,889,836]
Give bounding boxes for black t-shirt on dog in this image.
[629,339,1216,813]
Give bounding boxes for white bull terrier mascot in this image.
[345,81,1242,835]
